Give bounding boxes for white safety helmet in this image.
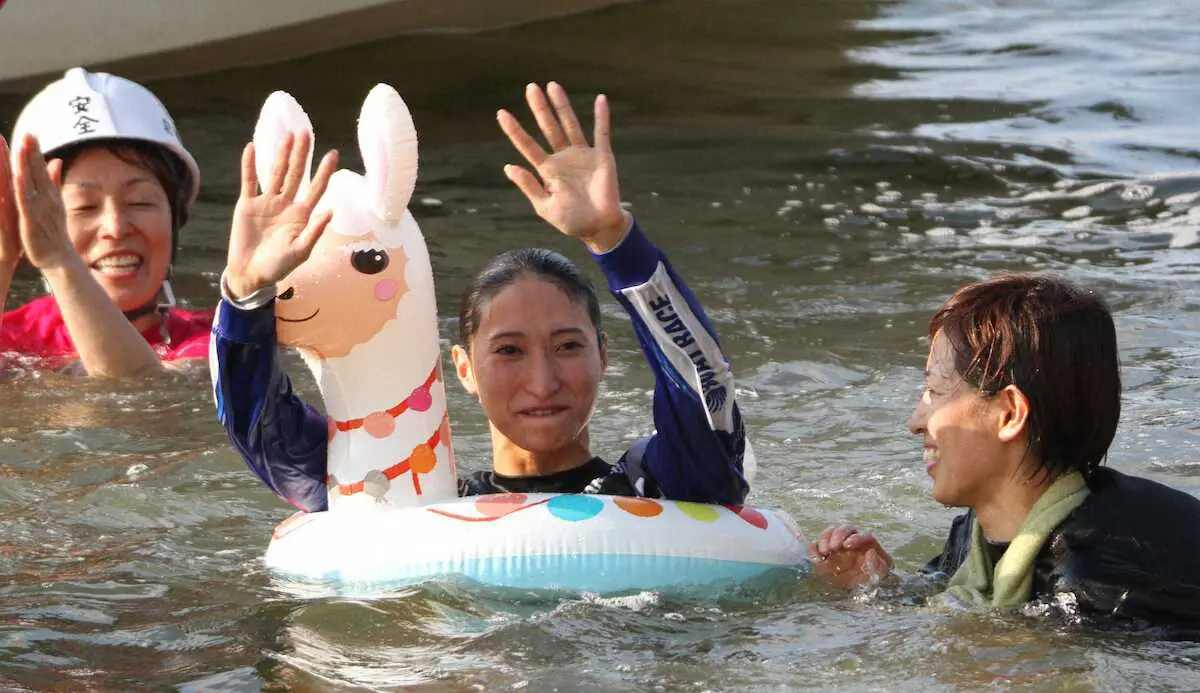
[11,67,201,207]
[13,67,201,321]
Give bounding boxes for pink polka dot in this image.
[733,506,769,530]
[476,494,528,518]
[409,386,432,412]
[363,411,396,439]
[374,279,398,301]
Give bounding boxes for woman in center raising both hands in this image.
[211,82,750,509]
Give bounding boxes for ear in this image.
[253,91,314,198]
[357,83,418,222]
[598,331,609,373]
[451,344,477,396]
[995,384,1031,443]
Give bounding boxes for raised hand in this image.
[11,134,75,270]
[0,136,20,270]
[497,82,629,254]
[808,524,894,590]
[225,131,337,299]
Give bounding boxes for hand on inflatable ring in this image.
[808,524,894,590]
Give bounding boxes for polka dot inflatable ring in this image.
[266,492,810,595]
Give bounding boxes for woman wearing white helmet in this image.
[0,67,211,376]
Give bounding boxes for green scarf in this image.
[938,471,1090,609]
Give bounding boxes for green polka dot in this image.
[675,502,720,522]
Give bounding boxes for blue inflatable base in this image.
[276,554,811,598]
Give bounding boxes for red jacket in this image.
[1,295,212,367]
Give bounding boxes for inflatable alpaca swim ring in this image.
[255,84,808,595]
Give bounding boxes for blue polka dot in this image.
[547,494,603,522]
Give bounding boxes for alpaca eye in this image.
[351,249,389,275]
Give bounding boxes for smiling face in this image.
[274,228,408,357]
[452,276,606,463]
[908,331,1018,509]
[60,148,173,312]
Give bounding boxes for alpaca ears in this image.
[358,83,418,222]
[253,91,314,199]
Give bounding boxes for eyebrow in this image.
[66,177,158,191]
[487,327,589,341]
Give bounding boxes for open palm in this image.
[498,82,628,253]
[226,131,337,299]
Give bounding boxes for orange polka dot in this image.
[476,494,528,518]
[409,443,437,474]
[614,497,663,518]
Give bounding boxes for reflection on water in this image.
[3,0,1200,689]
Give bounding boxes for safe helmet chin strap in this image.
[153,274,176,348]
[119,273,175,343]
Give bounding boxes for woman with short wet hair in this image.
[812,273,1200,630]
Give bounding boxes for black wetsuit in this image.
[923,467,1200,631]
[456,456,639,497]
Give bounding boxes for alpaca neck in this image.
[302,317,441,420]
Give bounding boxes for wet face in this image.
[60,149,172,312]
[908,331,1013,508]
[455,277,606,457]
[274,229,408,357]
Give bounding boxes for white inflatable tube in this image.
[267,493,808,594]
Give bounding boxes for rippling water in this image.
[3,0,1200,689]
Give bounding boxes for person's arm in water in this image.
[212,292,330,512]
[1,134,162,376]
[497,82,748,505]
[1,152,27,363]
[210,131,339,512]
[0,137,20,317]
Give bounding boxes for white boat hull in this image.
[0,0,634,89]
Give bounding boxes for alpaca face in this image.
[254,85,425,362]
[275,213,411,358]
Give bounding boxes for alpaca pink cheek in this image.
[374,279,398,301]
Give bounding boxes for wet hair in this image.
[929,273,1120,481]
[458,248,604,350]
[52,139,193,264]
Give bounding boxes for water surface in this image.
[2,0,1200,689]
